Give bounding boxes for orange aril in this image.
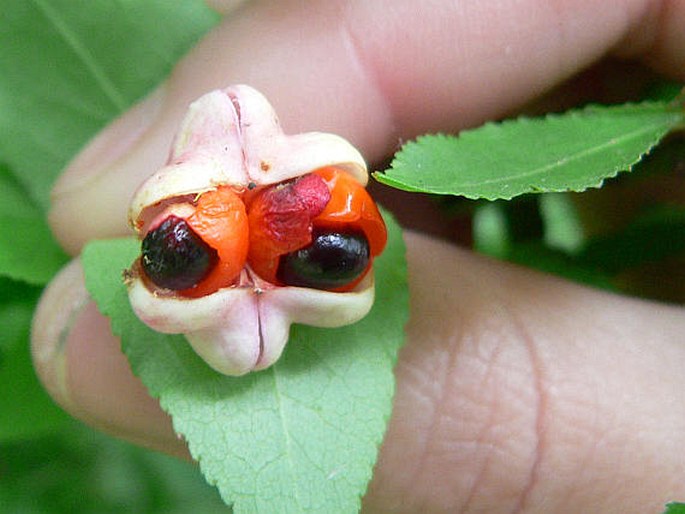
[247,167,387,290]
[312,167,387,257]
[247,174,330,284]
[180,186,249,297]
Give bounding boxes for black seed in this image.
[277,230,370,290]
[141,215,217,290]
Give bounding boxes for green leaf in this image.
[0,277,39,353]
[472,203,615,291]
[472,202,510,258]
[0,278,71,441]
[505,242,616,292]
[82,213,408,513]
[643,80,684,102]
[663,502,685,514]
[374,102,684,200]
[0,423,227,513]
[539,193,585,253]
[579,205,685,274]
[0,216,68,285]
[0,163,40,219]
[0,165,69,285]
[0,0,218,210]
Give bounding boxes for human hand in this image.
[32,1,685,512]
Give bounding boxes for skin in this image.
[32,0,685,512]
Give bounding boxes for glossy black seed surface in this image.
[141,215,217,290]
[277,230,370,290]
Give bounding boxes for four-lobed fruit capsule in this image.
[127,85,385,375]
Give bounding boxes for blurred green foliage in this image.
[0,422,227,513]
[472,132,685,302]
[0,1,225,512]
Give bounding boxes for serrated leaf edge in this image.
[375,101,683,200]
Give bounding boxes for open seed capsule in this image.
[127,85,387,376]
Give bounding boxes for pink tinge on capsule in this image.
[126,85,382,376]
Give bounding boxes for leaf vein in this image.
[453,119,671,188]
[29,0,128,111]
[272,368,306,511]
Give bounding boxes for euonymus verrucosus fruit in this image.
[126,85,387,376]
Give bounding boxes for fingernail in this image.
[52,85,166,196]
[31,260,187,457]
[31,258,90,411]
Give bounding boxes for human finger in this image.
[31,259,189,459]
[33,232,685,512]
[364,234,685,513]
[49,0,685,254]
